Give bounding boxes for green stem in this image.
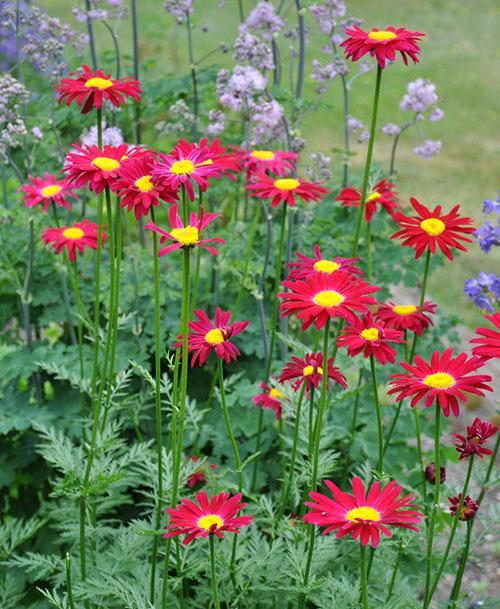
[218,360,243,492]
[409,248,431,363]
[369,354,383,477]
[233,202,261,316]
[425,457,474,608]
[65,553,75,609]
[351,65,383,258]
[449,521,472,607]
[386,539,403,602]
[360,544,369,609]
[209,535,221,609]
[423,400,442,605]
[365,221,372,283]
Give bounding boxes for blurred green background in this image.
[42,0,500,326]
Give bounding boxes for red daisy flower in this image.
[376,300,437,336]
[340,26,425,69]
[56,64,141,114]
[174,138,241,178]
[164,490,253,545]
[64,144,148,193]
[453,417,498,460]
[337,312,404,365]
[303,476,423,547]
[278,272,379,331]
[42,219,106,262]
[252,381,285,420]
[112,157,178,220]
[288,244,362,281]
[145,204,225,257]
[237,148,297,177]
[175,308,249,368]
[391,197,475,260]
[470,313,500,360]
[20,173,76,213]
[424,463,446,485]
[388,349,493,417]
[187,455,218,489]
[449,494,478,521]
[335,179,398,222]
[279,352,347,392]
[247,174,329,208]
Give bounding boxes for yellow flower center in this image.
[368,30,398,41]
[345,506,381,522]
[91,156,120,171]
[170,159,195,175]
[196,158,214,166]
[251,150,275,161]
[62,227,84,240]
[170,226,199,246]
[423,372,455,389]
[135,175,154,192]
[392,305,417,316]
[41,184,62,197]
[366,191,382,202]
[269,388,284,399]
[197,514,224,531]
[205,328,225,345]
[274,178,300,191]
[314,259,341,274]
[360,327,379,342]
[313,290,344,307]
[85,76,114,90]
[303,365,323,376]
[420,217,446,236]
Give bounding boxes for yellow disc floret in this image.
[41,185,62,197]
[303,365,323,376]
[360,327,380,342]
[345,506,381,522]
[135,175,154,192]
[366,191,382,202]
[251,150,275,161]
[420,217,446,236]
[170,159,195,175]
[91,156,120,171]
[170,226,199,246]
[62,227,84,240]
[197,514,224,531]
[393,305,417,316]
[269,388,284,399]
[314,259,341,274]
[85,77,114,90]
[313,290,344,307]
[368,30,398,42]
[205,328,225,345]
[274,178,300,191]
[423,372,455,389]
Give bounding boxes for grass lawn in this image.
[42,0,500,326]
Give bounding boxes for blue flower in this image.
[464,272,500,313]
[483,196,500,215]
[474,221,500,253]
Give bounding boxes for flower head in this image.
[21,173,76,213]
[449,495,478,521]
[56,64,141,113]
[340,26,425,69]
[388,349,492,417]
[425,463,446,485]
[238,148,297,177]
[42,219,106,262]
[288,244,362,281]
[337,312,404,365]
[464,273,500,313]
[164,490,252,545]
[187,456,217,489]
[453,418,497,460]
[335,179,398,222]
[252,381,285,420]
[145,204,224,257]
[279,352,347,392]
[376,300,437,336]
[278,272,379,331]
[470,313,500,360]
[391,197,475,260]
[175,308,249,368]
[303,476,423,547]
[247,174,329,208]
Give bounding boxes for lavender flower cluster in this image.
[163,0,194,25]
[155,99,195,138]
[474,196,500,253]
[73,0,126,25]
[0,74,29,158]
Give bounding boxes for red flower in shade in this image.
[340,26,425,69]
[376,300,437,336]
[288,244,362,281]
[64,144,147,193]
[164,490,253,545]
[388,349,493,417]
[337,312,404,365]
[453,418,498,460]
[152,139,232,201]
[252,382,285,420]
[336,179,398,222]
[56,64,141,114]
[42,219,106,261]
[278,272,379,331]
[391,198,475,260]
[175,308,249,368]
[425,463,446,485]
[279,353,347,392]
[20,174,76,213]
[145,204,224,257]
[113,157,178,220]
[237,148,297,177]
[303,476,423,547]
[449,495,478,521]
[247,174,329,208]
[470,313,500,361]
[187,456,217,489]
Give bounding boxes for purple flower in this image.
[346,115,364,133]
[483,196,500,215]
[429,107,444,122]
[400,78,438,113]
[383,123,401,137]
[206,110,225,136]
[80,123,124,147]
[246,1,285,42]
[464,272,500,313]
[413,140,442,159]
[164,0,193,24]
[310,1,346,35]
[474,221,500,253]
[234,25,274,71]
[311,59,338,83]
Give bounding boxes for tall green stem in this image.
[369,354,383,476]
[209,536,221,609]
[218,360,243,492]
[234,203,261,316]
[386,539,403,601]
[351,65,383,258]
[360,544,369,609]
[65,553,75,609]
[409,248,431,362]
